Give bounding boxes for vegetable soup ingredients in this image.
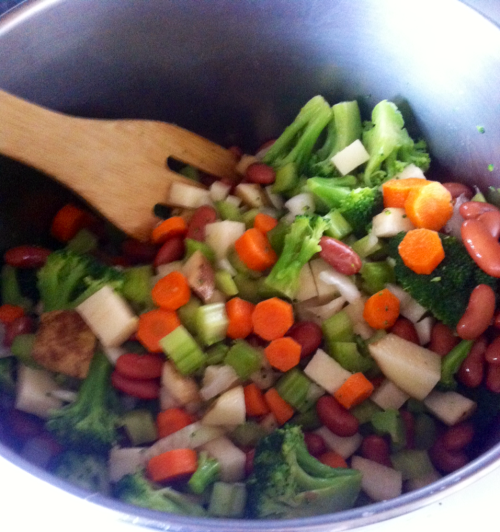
[252,297,294,341]
[136,309,181,353]
[398,228,445,275]
[234,228,277,272]
[404,181,453,231]
[363,288,400,329]
[152,271,191,310]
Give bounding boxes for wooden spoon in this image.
[0,89,238,241]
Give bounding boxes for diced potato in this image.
[295,263,319,302]
[423,391,477,426]
[331,139,370,176]
[310,258,340,300]
[368,334,441,400]
[370,379,410,410]
[109,447,147,482]
[351,455,403,502]
[15,365,63,419]
[205,221,246,260]
[235,154,259,175]
[182,250,215,302]
[201,436,246,482]
[314,426,362,458]
[161,361,201,406]
[202,385,246,426]
[372,208,415,237]
[235,183,267,208]
[169,181,212,208]
[304,349,352,394]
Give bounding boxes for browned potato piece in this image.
[182,250,215,302]
[32,310,97,379]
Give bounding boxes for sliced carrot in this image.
[50,203,93,242]
[146,448,198,483]
[151,271,191,310]
[264,388,295,425]
[151,216,188,245]
[381,178,429,208]
[264,337,301,372]
[234,228,277,272]
[253,212,279,234]
[318,451,348,469]
[244,383,270,417]
[363,288,400,330]
[398,228,445,275]
[226,297,255,339]
[333,372,375,409]
[136,308,181,353]
[252,297,294,341]
[0,304,24,325]
[156,407,195,439]
[404,181,453,231]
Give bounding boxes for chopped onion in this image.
[209,181,231,202]
[109,447,147,482]
[414,316,434,346]
[265,186,284,210]
[318,270,361,303]
[201,436,246,482]
[284,193,315,217]
[393,164,426,180]
[295,295,346,324]
[199,365,240,401]
[444,193,468,240]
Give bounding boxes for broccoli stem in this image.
[188,451,221,494]
[440,339,474,389]
[1,264,31,309]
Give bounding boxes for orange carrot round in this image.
[234,228,277,271]
[264,388,295,425]
[147,448,198,483]
[244,383,270,417]
[264,337,301,372]
[398,228,445,275]
[151,216,188,245]
[318,450,348,469]
[363,288,400,330]
[156,408,195,439]
[0,304,24,325]
[226,297,255,339]
[253,212,279,234]
[151,271,191,310]
[381,178,429,208]
[50,203,93,242]
[333,372,375,409]
[404,181,453,231]
[136,308,181,353]
[252,297,294,341]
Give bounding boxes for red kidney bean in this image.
[441,182,474,200]
[478,210,500,239]
[441,422,475,452]
[286,321,323,359]
[360,434,392,467]
[244,448,255,477]
[494,312,500,329]
[153,236,185,268]
[3,315,35,347]
[457,336,487,388]
[456,284,496,340]
[429,438,469,473]
[228,146,243,161]
[6,409,44,441]
[459,201,500,219]
[485,335,500,365]
[390,317,420,345]
[245,163,276,185]
[121,239,158,264]
[4,245,51,269]
[319,236,362,276]
[486,363,500,393]
[186,205,218,242]
[429,322,460,356]
[115,353,164,380]
[303,432,327,457]
[21,433,64,468]
[399,409,415,450]
[111,371,160,400]
[461,218,500,277]
[316,395,359,437]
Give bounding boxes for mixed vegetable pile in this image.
[1,96,500,519]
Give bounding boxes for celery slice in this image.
[120,409,157,445]
[159,325,206,375]
[275,368,313,412]
[224,340,262,380]
[195,303,229,347]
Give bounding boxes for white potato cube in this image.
[169,181,211,208]
[15,365,63,419]
[351,456,403,502]
[331,139,370,176]
[314,426,362,458]
[202,385,246,426]
[304,349,352,394]
[295,263,319,302]
[205,221,246,260]
[201,436,246,482]
[370,379,410,410]
[372,208,415,238]
[423,391,477,426]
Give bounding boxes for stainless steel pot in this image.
[1,1,500,530]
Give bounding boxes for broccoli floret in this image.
[388,233,498,328]
[188,451,220,495]
[1,264,31,309]
[337,187,383,236]
[246,426,361,519]
[46,351,118,453]
[37,249,125,312]
[362,100,430,186]
[52,450,109,494]
[263,96,332,173]
[264,215,328,300]
[113,470,207,517]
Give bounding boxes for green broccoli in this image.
[52,450,109,494]
[188,451,220,495]
[362,100,430,186]
[46,351,118,453]
[264,214,328,300]
[1,264,31,309]
[310,100,363,177]
[37,249,125,312]
[388,233,498,328]
[113,470,207,517]
[246,425,361,519]
[263,96,332,173]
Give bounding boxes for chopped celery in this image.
[11,334,39,368]
[413,413,437,450]
[351,234,384,259]
[256,277,282,300]
[350,399,383,425]
[440,339,474,389]
[215,200,244,222]
[122,265,154,307]
[208,482,247,517]
[66,229,98,254]
[195,303,229,347]
[205,343,230,366]
[230,422,268,447]
[224,340,262,380]
[120,409,157,445]
[322,310,354,344]
[275,368,313,412]
[242,208,260,229]
[272,162,299,194]
[390,449,434,480]
[233,274,261,303]
[1,264,31,309]
[159,325,206,375]
[177,297,202,336]
[289,408,322,431]
[330,341,374,373]
[371,409,406,450]
[215,270,238,297]
[360,261,395,295]
[185,239,216,263]
[323,210,353,240]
